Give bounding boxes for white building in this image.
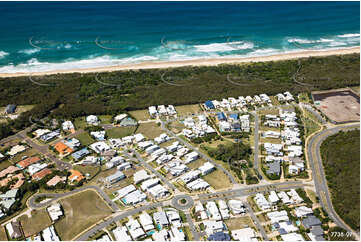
[126,219,145,240]
[47,203,63,221]
[198,162,215,175]
[86,115,99,125]
[112,226,132,241]
[42,225,60,241]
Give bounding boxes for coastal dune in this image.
[0,46,359,78]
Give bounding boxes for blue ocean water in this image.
[0,1,359,73]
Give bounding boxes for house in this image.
[227,200,246,215]
[194,202,208,220]
[47,203,63,221]
[154,133,170,144]
[231,228,256,241]
[126,219,145,240]
[0,166,20,179]
[17,156,41,169]
[139,212,155,231]
[277,191,292,204]
[106,156,125,169]
[32,168,52,181]
[268,191,280,204]
[206,201,222,220]
[115,185,137,199]
[267,210,289,223]
[89,141,110,154]
[184,151,199,164]
[180,170,201,184]
[164,161,188,177]
[122,190,147,205]
[153,211,169,227]
[105,171,125,184]
[219,121,231,132]
[96,234,111,241]
[86,115,99,125]
[5,104,16,114]
[114,114,128,123]
[294,206,313,218]
[308,226,325,241]
[203,220,226,236]
[71,148,90,161]
[133,170,150,184]
[0,189,18,211]
[138,141,153,150]
[266,161,281,176]
[40,130,60,142]
[69,169,85,183]
[27,163,48,176]
[198,162,215,175]
[145,145,160,154]
[263,131,280,139]
[46,176,66,187]
[148,184,168,198]
[7,145,26,156]
[112,226,132,241]
[141,178,160,191]
[204,100,215,110]
[186,178,210,190]
[281,233,305,241]
[302,215,322,229]
[54,142,73,155]
[166,209,182,228]
[42,225,60,241]
[216,112,227,121]
[218,200,230,220]
[6,221,23,239]
[208,232,231,241]
[229,113,238,122]
[278,221,298,234]
[134,133,145,143]
[63,138,81,150]
[62,121,75,132]
[90,131,106,141]
[254,193,271,210]
[148,106,158,117]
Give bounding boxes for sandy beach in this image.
[0,46,359,78]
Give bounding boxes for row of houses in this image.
[149,105,177,118]
[254,189,304,211]
[182,115,216,139]
[217,112,250,133]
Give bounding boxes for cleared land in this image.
[129,109,150,121]
[0,226,8,241]
[187,159,206,170]
[203,169,232,190]
[175,104,202,117]
[18,209,52,237]
[312,88,360,123]
[106,126,137,138]
[54,190,112,240]
[225,216,254,230]
[320,130,360,231]
[136,122,164,139]
[74,132,95,146]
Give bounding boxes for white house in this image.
[86,115,99,125]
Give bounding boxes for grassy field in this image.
[99,115,113,124]
[225,216,254,230]
[55,190,112,241]
[75,132,95,146]
[257,108,280,116]
[0,226,7,241]
[203,169,232,190]
[259,137,282,144]
[129,109,150,121]
[0,160,12,171]
[183,226,193,241]
[187,158,206,169]
[136,122,164,139]
[18,209,52,237]
[74,117,88,130]
[175,104,202,117]
[306,189,318,204]
[73,165,100,180]
[106,126,137,138]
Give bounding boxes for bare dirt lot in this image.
[312,88,360,123]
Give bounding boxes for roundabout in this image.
[171,194,194,210]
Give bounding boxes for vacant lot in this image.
[55,190,112,240]
[312,88,360,123]
[75,132,94,146]
[73,165,100,180]
[129,109,150,121]
[0,226,7,241]
[0,160,11,171]
[107,126,137,138]
[203,169,232,190]
[136,122,164,139]
[225,216,254,230]
[176,104,202,117]
[18,209,52,237]
[187,159,206,170]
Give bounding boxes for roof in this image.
[310,225,324,236]
[69,170,85,182]
[204,100,215,109]
[71,148,90,160]
[54,142,73,155]
[302,216,321,229]
[32,168,52,180]
[216,112,227,120]
[267,161,281,175]
[208,232,231,241]
[0,166,20,178]
[5,104,16,114]
[17,156,41,169]
[153,211,169,225]
[46,175,65,186]
[229,113,238,120]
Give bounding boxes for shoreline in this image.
[0,46,359,78]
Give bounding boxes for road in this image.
[307,123,360,239]
[250,111,260,172]
[244,200,269,240]
[28,185,119,212]
[160,121,237,184]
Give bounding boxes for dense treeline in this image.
[0,53,359,139]
[320,130,360,231]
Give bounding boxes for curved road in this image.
[28,185,119,212]
[307,123,360,239]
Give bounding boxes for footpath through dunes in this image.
[320,129,360,232]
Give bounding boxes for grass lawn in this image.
[0,226,7,241]
[203,169,232,190]
[183,226,193,241]
[55,190,112,241]
[0,160,12,171]
[257,108,280,116]
[99,115,113,124]
[225,216,254,230]
[270,96,280,106]
[73,165,100,180]
[187,158,206,169]
[129,109,150,121]
[256,213,269,223]
[18,209,52,237]
[298,92,311,103]
[106,126,137,138]
[175,104,202,117]
[259,137,282,144]
[306,189,318,204]
[74,117,88,130]
[75,132,95,146]
[136,122,164,139]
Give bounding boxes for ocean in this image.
[0,1,359,73]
